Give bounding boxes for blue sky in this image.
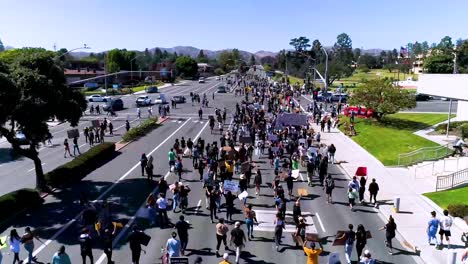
[1,0,467,53]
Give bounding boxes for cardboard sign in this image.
[91,120,101,128]
[223,180,239,193]
[170,257,189,264]
[238,191,248,201]
[291,169,300,179]
[67,129,79,139]
[297,188,308,196]
[268,134,278,141]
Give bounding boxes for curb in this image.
[115,117,169,152]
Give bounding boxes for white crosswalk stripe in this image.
[254,209,317,234]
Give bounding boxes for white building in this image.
[418,74,468,121]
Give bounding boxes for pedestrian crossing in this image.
[254,209,318,234]
[169,118,204,124]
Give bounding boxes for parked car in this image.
[217,86,227,93]
[215,76,220,80]
[198,77,205,83]
[87,94,110,102]
[136,95,152,106]
[317,91,333,101]
[415,93,432,101]
[146,86,158,93]
[103,98,124,111]
[154,94,168,104]
[331,93,348,103]
[172,96,186,103]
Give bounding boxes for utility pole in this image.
[446,49,458,137]
[322,47,328,92]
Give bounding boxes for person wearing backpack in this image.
[337,224,356,264]
[324,174,335,204]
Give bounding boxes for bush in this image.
[434,121,468,132]
[45,142,116,187]
[0,189,44,225]
[122,117,160,142]
[460,124,468,140]
[447,204,468,218]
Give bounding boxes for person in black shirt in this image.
[337,224,355,264]
[79,228,94,264]
[175,215,190,255]
[230,222,246,264]
[128,226,143,264]
[224,191,235,222]
[102,225,115,264]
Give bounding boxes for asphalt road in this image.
[0,81,420,264]
[0,78,224,196]
[406,100,458,113]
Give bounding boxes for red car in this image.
[343,106,374,118]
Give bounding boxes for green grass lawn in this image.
[341,113,453,166]
[424,186,468,208]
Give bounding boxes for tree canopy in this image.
[349,78,416,120]
[0,49,87,189]
[175,56,198,78]
[0,38,4,52]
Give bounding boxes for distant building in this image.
[64,68,105,84]
[197,63,213,73]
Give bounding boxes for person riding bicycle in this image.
[453,138,466,156]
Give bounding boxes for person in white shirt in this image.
[157,193,169,228]
[439,209,453,249]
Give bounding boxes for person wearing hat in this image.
[219,253,231,264]
[303,240,323,264]
[230,222,246,264]
[359,249,375,264]
[166,232,181,258]
[51,245,71,264]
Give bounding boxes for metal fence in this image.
[397,144,451,166]
[436,168,468,191]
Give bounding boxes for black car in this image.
[146,86,158,93]
[416,93,432,101]
[103,98,124,111]
[217,86,227,93]
[172,96,186,103]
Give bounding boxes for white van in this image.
[154,93,168,104]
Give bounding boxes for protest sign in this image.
[91,120,101,128]
[67,129,79,139]
[238,191,248,201]
[170,257,189,264]
[291,169,300,179]
[223,180,239,193]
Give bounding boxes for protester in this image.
[128,226,143,264]
[9,229,21,264]
[427,211,439,246]
[438,209,453,249]
[337,224,355,264]
[380,215,397,254]
[355,224,367,259]
[243,204,258,240]
[303,241,323,264]
[230,222,246,264]
[215,218,230,257]
[51,246,72,264]
[79,228,94,264]
[166,232,181,258]
[174,215,190,255]
[368,178,379,207]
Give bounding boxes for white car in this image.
[87,94,110,102]
[215,76,220,80]
[136,95,152,106]
[154,94,168,104]
[198,77,205,83]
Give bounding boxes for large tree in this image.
[175,56,198,78]
[0,49,87,189]
[289,36,311,52]
[197,49,209,63]
[349,78,416,120]
[423,53,454,73]
[105,49,136,73]
[456,40,468,73]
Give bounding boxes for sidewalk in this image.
[315,124,467,264]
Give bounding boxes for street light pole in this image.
[322,47,328,92]
[446,49,458,137]
[57,44,90,59]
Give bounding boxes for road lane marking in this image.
[299,172,304,182]
[31,118,191,260]
[316,212,326,232]
[195,199,202,214]
[95,171,170,264]
[27,163,46,173]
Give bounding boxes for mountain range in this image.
[69,45,383,60]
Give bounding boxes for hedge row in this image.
[45,142,116,187]
[435,121,468,132]
[0,189,44,225]
[122,117,160,142]
[447,204,468,218]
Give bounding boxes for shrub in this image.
[122,117,160,142]
[45,142,115,187]
[447,204,468,218]
[460,124,468,140]
[0,189,44,225]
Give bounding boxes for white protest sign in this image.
[238,191,248,201]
